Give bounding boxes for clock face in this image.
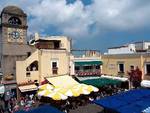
[11,31,20,39]
[7,28,24,42]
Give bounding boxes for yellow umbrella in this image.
[72,84,90,95]
[64,88,81,97]
[53,87,80,97]
[38,84,54,90]
[86,85,99,92]
[47,91,68,100]
[76,87,90,95]
[37,89,53,97]
[53,88,68,94]
[73,84,99,92]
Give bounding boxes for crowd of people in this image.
[0,94,38,113]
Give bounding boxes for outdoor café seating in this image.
[36,75,99,112]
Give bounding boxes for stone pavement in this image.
[69,103,104,113]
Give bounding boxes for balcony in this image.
[52,68,58,75]
[35,40,61,50]
[75,70,101,76]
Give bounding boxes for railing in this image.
[75,70,101,76]
[52,68,58,74]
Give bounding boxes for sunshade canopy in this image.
[45,75,99,98]
[38,84,54,90]
[16,105,63,113]
[75,61,103,66]
[46,75,79,88]
[94,89,150,113]
[19,85,37,92]
[80,78,122,87]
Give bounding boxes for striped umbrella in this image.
[53,87,80,97]
[46,91,68,100]
[65,88,81,97]
[38,84,54,90]
[37,89,53,97]
[73,84,99,92]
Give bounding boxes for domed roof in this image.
[1,6,26,16]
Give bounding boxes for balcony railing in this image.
[52,68,58,74]
[75,70,101,76]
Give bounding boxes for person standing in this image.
[4,89,11,112]
[127,66,136,89]
[134,66,142,88]
[0,99,4,113]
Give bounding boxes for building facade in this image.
[70,51,102,76]
[102,52,150,80]
[16,33,71,84]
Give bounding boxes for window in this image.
[75,66,80,71]
[8,17,22,25]
[26,72,30,77]
[54,41,60,49]
[27,52,31,57]
[26,61,38,71]
[118,63,124,73]
[146,64,150,75]
[83,66,92,70]
[52,61,58,74]
[96,65,100,69]
[52,62,57,68]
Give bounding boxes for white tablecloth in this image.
[0,85,5,94]
[101,75,128,82]
[141,80,150,88]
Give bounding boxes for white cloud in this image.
[1,0,150,39]
[90,0,150,30]
[27,0,93,38]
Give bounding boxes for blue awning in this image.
[94,89,150,113]
[16,105,63,113]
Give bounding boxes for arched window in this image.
[8,16,22,25]
[26,61,38,71]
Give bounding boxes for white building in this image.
[106,41,150,55]
[106,44,136,55]
[135,41,150,52]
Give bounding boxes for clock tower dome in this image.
[0,6,34,78]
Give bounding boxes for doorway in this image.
[146,64,150,75]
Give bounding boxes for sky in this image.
[0,0,150,53]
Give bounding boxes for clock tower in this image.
[0,6,34,79]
